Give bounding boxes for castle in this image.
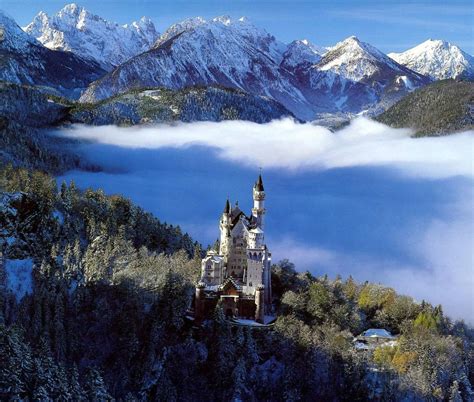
[194,175,272,324]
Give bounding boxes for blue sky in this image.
[3,0,473,53]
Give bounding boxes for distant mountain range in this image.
[389,39,474,81]
[0,3,473,122]
[0,10,104,99]
[24,3,159,70]
[77,16,430,119]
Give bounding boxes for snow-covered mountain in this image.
[79,16,432,119]
[80,16,317,119]
[305,36,430,114]
[388,39,474,80]
[281,39,324,70]
[0,10,105,98]
[24,3,159,70]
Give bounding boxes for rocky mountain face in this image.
[303,36,430,115]
[280,39,324,70]
[71,86,293,125]
[389,39,474,81]
[79,16,317,119]
[0,11,105,99]
[24,3,159,70]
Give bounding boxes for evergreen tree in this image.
[231,357,249,401]
[448,380,462,402]
[84,368,111,402]
[68,364,86,401]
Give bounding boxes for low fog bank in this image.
[271,196,473,323]
[59,117,473,179]
[57,118,474,322]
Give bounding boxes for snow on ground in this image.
[362,328,395,338]
[5,258,34,300]
[397,75,415,90]
[232,315,276,327]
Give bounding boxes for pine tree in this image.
[0,325,29,400]
[231,357,249,401]
[84,368,111,402]
[68,364,85,401]
[448,380,462,402]
[244,328,259,366]
[53,287,67,361]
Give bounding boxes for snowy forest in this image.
[0,165,473,401]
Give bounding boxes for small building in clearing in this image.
[354,328,398,351]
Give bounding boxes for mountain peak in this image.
[212,15,232,25]
[281,39,324,69]
[58,3,85,17]
[344,35,360,43]
[328,35,388,62]
[389,39,473,80]
[24,5,159,70]
[1,10,39,50]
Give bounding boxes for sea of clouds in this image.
[61,117,473,179]
[58,118,474,321]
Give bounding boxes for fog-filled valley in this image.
[56,118,474,322]
[1,2,474,400]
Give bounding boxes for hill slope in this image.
[376,80,474,136]
[71,86,293,125]
[1,166,473,401]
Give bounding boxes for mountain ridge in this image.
[24,3,159,70]
[78,16,431,120]
[0,10,105,99]
[1,7,472,122]
[389,39,474,81]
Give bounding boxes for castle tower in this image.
[255,284,265,323]
[252,174,266,230]
[195,281,206,325]
[219,199,231,256]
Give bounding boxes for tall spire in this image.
[255,174,264,191]
[223,198,230,214]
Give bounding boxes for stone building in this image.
[194,175,273,324]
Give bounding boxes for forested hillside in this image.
[70,86,293,125]
[0,82,293,173]
[376,80,474,136]
[1,166,473,401]
[0,81,81,173]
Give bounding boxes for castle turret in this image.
[195,281,206,325]
[252,174,266,230]
[255,284,265,323]
[219,198,231,255]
